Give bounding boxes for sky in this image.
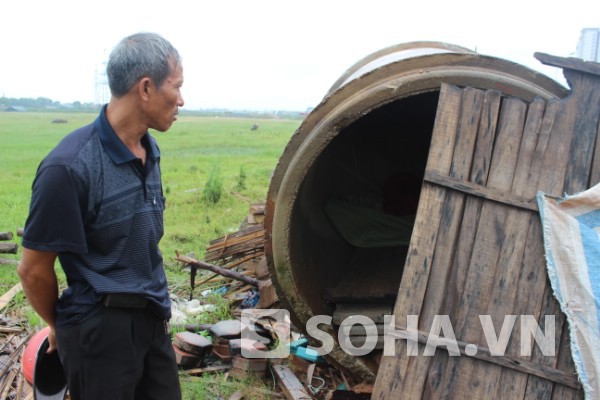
[1,0,599,111]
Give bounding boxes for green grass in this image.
[0,111,298,279]
[0,111,299,396]
[180,372,278,399]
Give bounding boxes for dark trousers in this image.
[56,306,181,400]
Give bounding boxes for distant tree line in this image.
[1,96,307,119]
[0,96,100,111]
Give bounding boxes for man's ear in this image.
[139,78,152,100]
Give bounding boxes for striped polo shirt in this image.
[22,105,171,327]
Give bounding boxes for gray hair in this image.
[107,32,181,97]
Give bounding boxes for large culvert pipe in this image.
[264,42,567,380]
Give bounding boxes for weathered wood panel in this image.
[374,84,464,397]
[373,59,600,398]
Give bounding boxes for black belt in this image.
[103,293,148,309]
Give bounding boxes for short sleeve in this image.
[22,164,88,254]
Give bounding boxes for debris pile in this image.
[0,287,34,399]
[172,204,375,399]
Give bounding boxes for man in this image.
[18,32,184,399]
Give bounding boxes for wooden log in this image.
[0,232,13,241]
[0,243,17,254]
[196,252,265,287]
[175,253,259,287]
[16,228,24,237]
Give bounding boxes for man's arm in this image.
[17,247,59,351]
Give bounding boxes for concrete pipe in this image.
[264,42,567,380]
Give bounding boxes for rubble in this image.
[171,204,375,399]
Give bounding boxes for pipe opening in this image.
[289,91,439,353]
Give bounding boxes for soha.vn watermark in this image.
[240,309,556,359]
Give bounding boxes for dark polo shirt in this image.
[22,105,170,327]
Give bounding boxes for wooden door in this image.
[374,55,600,399]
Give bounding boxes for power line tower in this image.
[94,50,110,105]
[576,28,600,62]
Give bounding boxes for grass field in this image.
[0,110,299,303]
[1,110,300,398]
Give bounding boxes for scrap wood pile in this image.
[175,203,277,310]
[173,204,374,399]
[0,283,34,400]
[0,229,33,399]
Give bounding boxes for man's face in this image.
[147,60,184,132]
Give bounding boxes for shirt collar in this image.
[96,104,160,165]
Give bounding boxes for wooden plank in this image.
[449,87,486,179]
[511,97,552,192]
[388,328,580,389]
[424,171,538,211]
[206,226,264,250]
[470,89,502,185]
[421,88,503,400]
[523,276,569,398]
[0,283,22,312]
[479,98,552,399]
[205,225,265,263]
[410,86,490,398]
[498,82,566,399]
[374,83,466,398]
[435,97,528,399]
[563,70,600,192]
[376,77,585,399]
[551,323,585,399]
[419,89,495,398]
[535,52,600,78]
[272,364,312,400]
[521,67,591,399]
[427,96,519,398]
[538,94,577,197]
